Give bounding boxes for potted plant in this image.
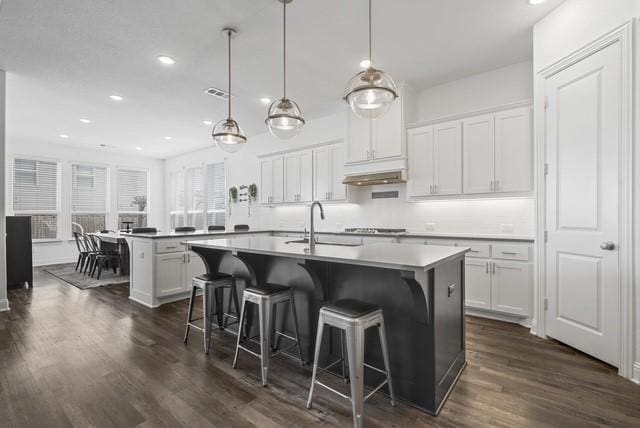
[248,184,258,202]
[229,186,238,204]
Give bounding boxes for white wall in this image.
[5,138,165,266]
[165,62,535,237]
[416,60,532,123]
[0,70,8,311]
[533,0,640,382]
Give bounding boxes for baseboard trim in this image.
[632,362,640,385]
[0,298,10,312]
[465,308,531,328]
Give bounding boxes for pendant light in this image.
[213,28,246,153]
[265,0,305,140]
[343,0,398,119]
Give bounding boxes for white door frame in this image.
[534,21,634,379]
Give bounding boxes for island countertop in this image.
[187,236,469,271]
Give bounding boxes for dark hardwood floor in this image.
[1,269,639,427]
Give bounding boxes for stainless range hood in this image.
[342,170,406,186]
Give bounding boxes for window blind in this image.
[118,169,148,212]
[169,171,185,228]
[13,158,59,239]
[206,162,226,226]
[186,167,204,229]
[72,164,107,212]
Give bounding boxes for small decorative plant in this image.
[248,184,258,202]
[229,186,238,204]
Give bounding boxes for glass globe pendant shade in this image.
[266,98,305,140]
[212,118,246,153]
[344,67,398,119]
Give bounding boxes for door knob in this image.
[600,242,616,250]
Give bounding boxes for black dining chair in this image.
[73,232,90,272]
[208,225,225,231]
[90,235,120,279]
[234,224,249,232]
[175,226,196,232]
[131,227,158,234]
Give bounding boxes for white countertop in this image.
[187,236,469,271]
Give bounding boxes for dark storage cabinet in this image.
[6,216,33,288]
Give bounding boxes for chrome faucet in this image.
[309,200,325,251]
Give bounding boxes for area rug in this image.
[42,263,129,290]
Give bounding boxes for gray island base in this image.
[188,236,468,415]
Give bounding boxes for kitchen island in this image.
[188,236,468,415]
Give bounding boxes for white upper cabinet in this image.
[284,150,313,203]
[462,114,494,194]
[314,144,347,202]
[407,127,434,197]
[494,107,532,193]
[433,121,462,196]
[371,99,403,160]
[346,114,371,163]
[406,121,461,198]
[462,107,532,195]
[260,155,284,204]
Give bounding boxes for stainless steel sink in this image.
[285,238,361,247]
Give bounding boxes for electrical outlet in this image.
[425,223,436,231]
[500,224,514,233]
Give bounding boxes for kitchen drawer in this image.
[155,239,186,254]
[457,241,490,258]
[492,244,531,261]
[426,239,457,247]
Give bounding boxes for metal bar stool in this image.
[183,272,241,354]
[233,283,304,386]
[306,299,395,428]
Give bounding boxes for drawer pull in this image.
[501,251,518,255]
[468,249,479,253]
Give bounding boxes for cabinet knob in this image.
[600,241,616,251]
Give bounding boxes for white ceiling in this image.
[0,0,562,158]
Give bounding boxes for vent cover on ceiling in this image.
[204,87,230,100]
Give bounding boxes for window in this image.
[186,167,204,229]
[206,162,226,227]
[169,171,185,228]
[117,169,148,229]
[168,162,225,230]
[71,164,107,234]
[12,158,59,240]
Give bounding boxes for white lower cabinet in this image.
[155,250,207,298]
[464,258,492,310]
[156,252,186,297]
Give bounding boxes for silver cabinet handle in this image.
[600,242,616,250]
[372,149,376,159]
[501,251,518,255]
[329,192,332,200]
[485,261,489,274]
[430,184,433,194]
[434,184,438,194]
[490,180,494,192]
[495,180,500,192]
[492,262,497,274]
[366,150,370,160]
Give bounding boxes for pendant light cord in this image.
[368,0,372,65]
[283,0,287,98]
[227,29,232,120]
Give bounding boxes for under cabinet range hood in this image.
[342,170,406,186]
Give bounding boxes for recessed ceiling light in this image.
[157,55,176,65]
[109,94,123,101]
[203,120,213,126]
[527,0,545,4]
[59,134,69,139]
[79,118,91,124]
[260,97,272,105]
[135,146,143,151]
[359,59,371,68]
[164,136,172,140]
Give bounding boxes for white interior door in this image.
[407,126,434,197]
[462,115,494,194]
[494,107,532,193]
[433,121,462,196]
[545,41,621,366]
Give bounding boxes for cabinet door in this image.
[463,115,494,194]
[464,258,492,310]
[329,144,347,201]
[298,150,313,202]
[272,156,285,203]
[260,159,273,204]
[494,107,532,193]
[372,99,403,159]
[185,251,206,286]
[346,109,371,163]
[156,253,186,297]
[314,147,330,201]
[491,260,531,316]
[284,153,300,203]
[433,121,462,195]
[407,126,434,197]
